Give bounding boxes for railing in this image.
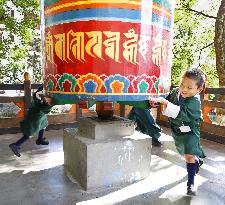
[156,87,225,144]
[201,88,225,143]
[1,82,225,144]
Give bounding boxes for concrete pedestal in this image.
[64,117,152,190]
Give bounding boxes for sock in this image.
[38,129,45,140]
[186,162,196,187]
[14,135,29,147]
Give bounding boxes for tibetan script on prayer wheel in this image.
[42,0,175,103]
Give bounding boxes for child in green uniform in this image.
[9,86,54,157]
[150,68,206,195]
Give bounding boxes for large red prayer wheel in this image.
[42,0,175,104]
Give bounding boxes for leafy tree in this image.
[215,0,225,88]
[172,0,219,87]
[0,0,41,83]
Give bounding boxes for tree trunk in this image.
[215,0,225,118]
[215,0,225,88]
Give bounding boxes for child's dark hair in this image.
[182,68,206,88]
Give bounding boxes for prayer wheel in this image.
[42,0,175,105]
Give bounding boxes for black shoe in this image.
[196,158,204,174]
[36,138,49,145]
[152,138,163,147]
[187,185,196,196]
[9,143,21,157]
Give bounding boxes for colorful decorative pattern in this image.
[104,75,130,93]
[77,73,103,93]
[58,73,76,92]
[42,0,175,103]
[45,72,169,101]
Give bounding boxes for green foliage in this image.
[0,0,42,83]
[172,0,218,87]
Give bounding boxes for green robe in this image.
[20,87,53,136]
[166,88,205,158]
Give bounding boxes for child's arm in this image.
[149,97,180,119]
[150,96,202,125]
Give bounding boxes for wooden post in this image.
[120,104,125,117]
[24,80,31,115]
[96,101,114,119]
[23,72,32,115]
[76,103,82,120]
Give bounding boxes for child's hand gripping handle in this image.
[149,97,168,107]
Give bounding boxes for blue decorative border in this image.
[45,8,172,30]
[51,93,168,102]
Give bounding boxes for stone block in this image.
[64,128,151,190]
[78,116,135,139]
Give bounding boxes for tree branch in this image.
[197,42,214,52]
[185,7,217,19]
[198,42,214,67]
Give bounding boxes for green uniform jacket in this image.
[166,88,205,158]
[20,87,53,136]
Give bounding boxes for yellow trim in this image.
[45,1,172,18]
[45,0,140,15]
[153,4,171,17]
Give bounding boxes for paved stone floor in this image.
[0,127,225,205]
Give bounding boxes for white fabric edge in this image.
[36,90,45,100]
[162,101,180,119]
